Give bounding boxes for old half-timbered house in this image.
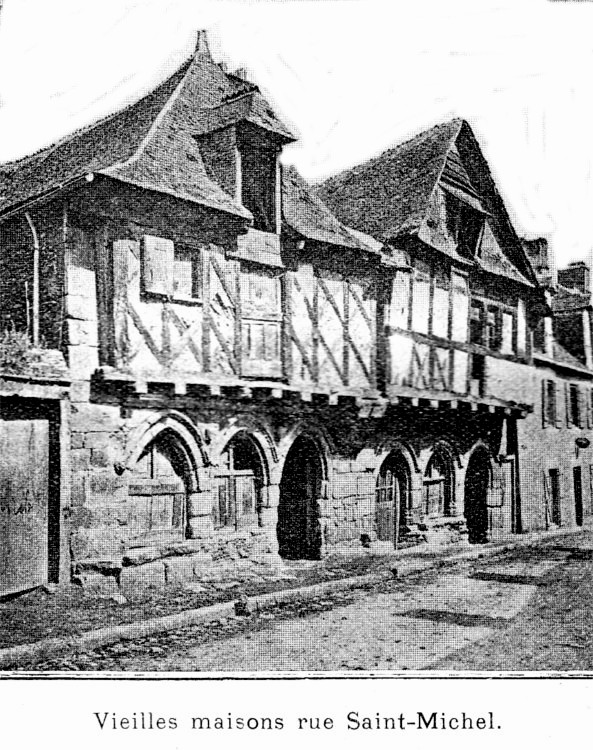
[2,32,588,599]
[0,31,390,596]
[319,119,545,546]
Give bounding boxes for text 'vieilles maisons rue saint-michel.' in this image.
[92,710,502,731]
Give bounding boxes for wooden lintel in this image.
[328,393,339,406]
[134,379,148,394]
[173,381,187,396]
[209,384,221,397]
[241,387,253,399]
[271,388,283,399]
[301,391,312,402]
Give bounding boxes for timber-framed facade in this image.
[0,31,591,597]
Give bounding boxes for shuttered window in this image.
[240,265,282,378]
[542,379,557,428]
[566,383,582,428]
[142,235,174,296]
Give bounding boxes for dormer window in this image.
[238,124,279,234]
[445,192,484,257]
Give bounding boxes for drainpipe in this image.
[24,211,40,347]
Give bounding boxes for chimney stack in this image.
[558,260,590,296]
[234,67,249,81]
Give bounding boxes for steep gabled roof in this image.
[317,119,463,241]
[318,118,537,286]
[0,31,295,221]
[281,165,382,254]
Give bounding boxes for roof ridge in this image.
[320,117,464,186]
[0,54,193,174]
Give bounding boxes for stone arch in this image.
[122,412,207,492]
[372,440,420,478]
[210,421,277,486]
[277,422,331,482]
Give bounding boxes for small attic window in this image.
[238,126,278,234]
[445,193,484,258]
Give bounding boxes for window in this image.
[567,383,582,428]
[238,126,279,233]
[240,266,283,377]
[423,451,453,517]
[485,306,502,351]
[172,247,201,300]
[469,353,485,397]
[410,261,431,334]
[469,300,483,345]
[547,468,561,526]
[445,193,484,257]
[542,379,558,428]
[469,298,514,353]
[214,433,264,530]
[142,235,201,301]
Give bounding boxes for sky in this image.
[0,0,592,268]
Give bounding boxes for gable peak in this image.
[194,29,213,62]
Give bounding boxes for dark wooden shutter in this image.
[142,235,173,296]
[542,379,549,428]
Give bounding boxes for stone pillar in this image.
[259,484,280,555]
[187,491,214,538]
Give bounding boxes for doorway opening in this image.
[375,452,410,547]
[277,435,324,560]
[464,447,491,544]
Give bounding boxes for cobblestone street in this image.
[20,534,593,672]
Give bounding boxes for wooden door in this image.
[0,419,49,596]
[376,470,395,542]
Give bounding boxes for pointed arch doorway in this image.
[277,435,324,560]
[464,447,491,544]
[375,452,410,547]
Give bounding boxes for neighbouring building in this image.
[0,31,590,598]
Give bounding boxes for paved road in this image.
[49,553,566,672]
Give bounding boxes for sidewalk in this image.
[0,525,589,670]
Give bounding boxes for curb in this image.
[0,526,586,670]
